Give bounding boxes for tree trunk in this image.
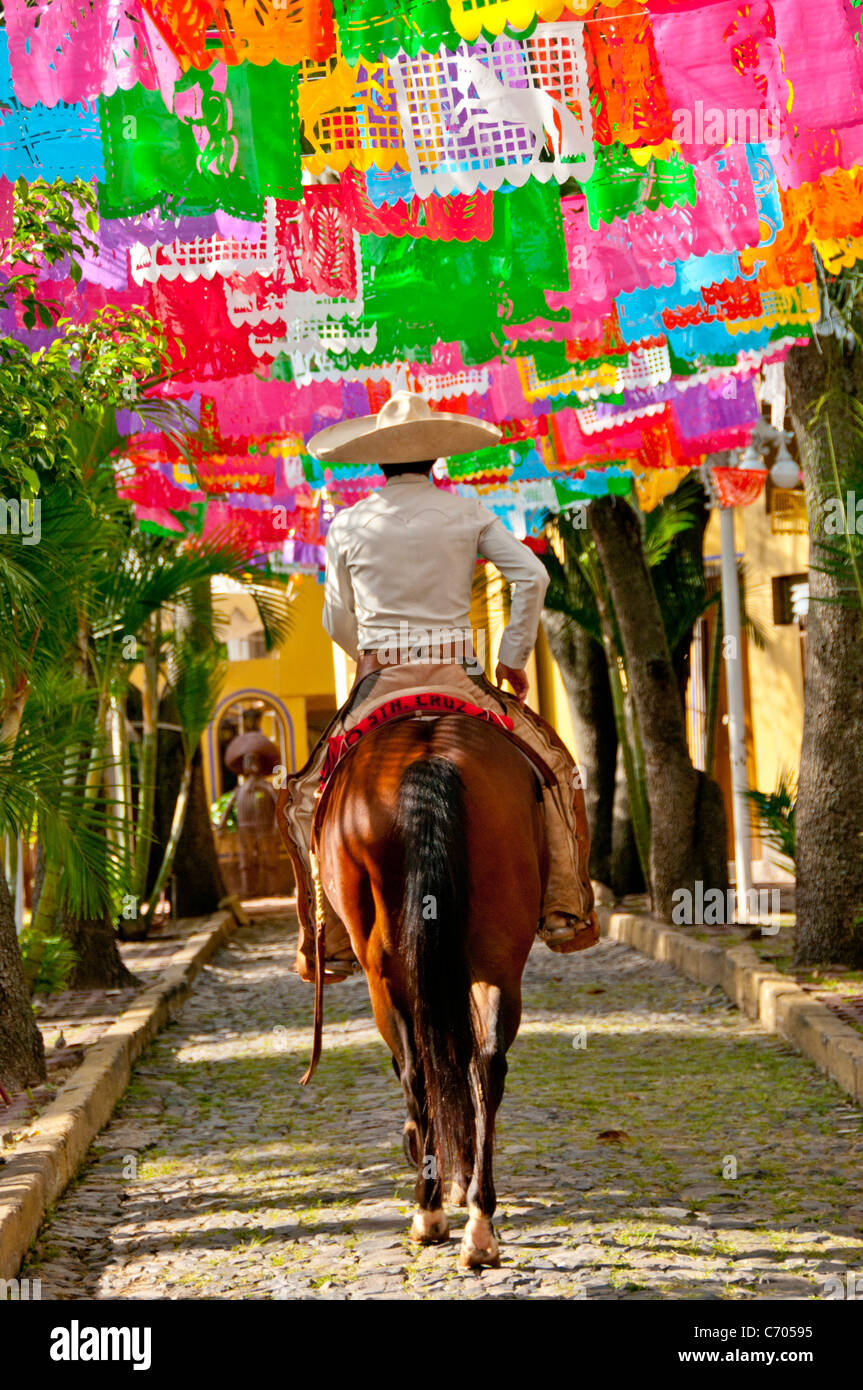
[173,750,226,915]
[610,745,646,899]
[147,696,225,918]
[786,336,863,966]
[541,611,616,886]
[59,911,135,990]
[589,495,728,920]
[0,868,46,1090]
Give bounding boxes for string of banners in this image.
[2,0,858,558]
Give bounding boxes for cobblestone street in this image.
[22,907,863,1301]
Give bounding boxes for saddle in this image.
[313,688,556,842]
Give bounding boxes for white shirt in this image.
[322,474,549,670]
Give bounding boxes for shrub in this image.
[19,928,77,995]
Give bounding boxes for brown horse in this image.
[313,711,545,1269]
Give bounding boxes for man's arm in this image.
[322,521,360,659]
[477,512,550,694]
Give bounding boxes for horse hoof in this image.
[410,1209,450,1244]
[449,1180,468,1208]
[458,1216,500,1269]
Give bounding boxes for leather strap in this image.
[311,707,553,849]
[354,647,480,684]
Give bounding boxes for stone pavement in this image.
[21,907,863,1300]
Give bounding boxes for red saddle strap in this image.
[319,692,514,789]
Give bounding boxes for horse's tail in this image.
[396,755,476,1180]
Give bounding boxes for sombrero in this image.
[306,391,501,465]
[224,731,281,774]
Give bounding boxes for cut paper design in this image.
[390,26,594,198]
[576,399,668,434]
[331,0,460,64]
[0,97,104,182]
[101,207,263,249]
[417,367,491,399]
[300,186,360,296]
[585,3,673,150]
[222,228,371,360]
[723,281,820,334]
[361,179,567,362]
[132,192,359,296]
[780,164,863,245]
[769,0,863,188]
[710,466,768,509]
[671,377,760,455]
[816,235,863,274]
[580,141,696,230]
[517,342,672,402]
[131,198,279,283]
[339,167,494,241]
[139,0,335,68]
[298,54,407,175]
[649,0,791,164]
[449,0,647,42]
[98,62,302,219]
[4,0,159,108]
[539,146,761,334]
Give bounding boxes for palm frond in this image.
[747,769,797,870]
[244,578,295,652]
[0,690,131,916]
[167,637,230,754]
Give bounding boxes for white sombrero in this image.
[306,391,502,465]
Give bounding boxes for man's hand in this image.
[495,662,529,702]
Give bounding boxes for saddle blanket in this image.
[319,691,514,788]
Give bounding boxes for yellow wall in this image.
[738,506,807,795]
[704,500,807,798]
[204,578,340,802]
[212,577,336,700]
[534,624,579,757]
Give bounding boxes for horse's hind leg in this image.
[460,984,508,1270]
[391,1011,449,1245]
[449,1148,473,1209]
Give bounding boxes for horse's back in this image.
[321,714,545,965]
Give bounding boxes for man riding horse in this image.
[280,392,599,982]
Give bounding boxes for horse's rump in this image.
[320,713,546,960]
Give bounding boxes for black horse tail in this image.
[397,755,476,1181]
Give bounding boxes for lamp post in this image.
[719,441,762,913]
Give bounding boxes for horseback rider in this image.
[280,392,599,982]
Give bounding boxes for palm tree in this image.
[785,255,863,965]
[0,177,294,1082]
[542,478,710,882]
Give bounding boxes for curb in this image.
[598,906,863,1109]
[0,909,235,1280]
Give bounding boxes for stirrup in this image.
[537,913,600,954]
[324,954,361,979]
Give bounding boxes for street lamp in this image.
[718,442,764,913]
[769,437,801,490]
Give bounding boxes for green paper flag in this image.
[99,62,302,220]
[581,143,696,231]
